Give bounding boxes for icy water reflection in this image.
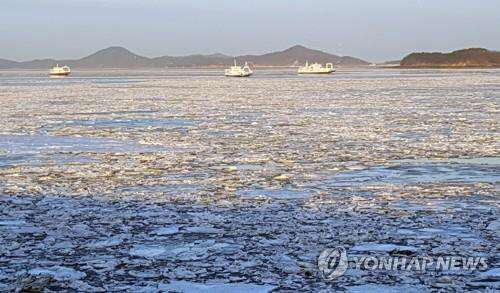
[0,134,165,153]
[330,160,500,187]
[37,118,200,132]
[0,134,166,168]
[0,153,94,168]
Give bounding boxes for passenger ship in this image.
[297,61,335,74]
[49,65,71,76]
[225,60,252,77]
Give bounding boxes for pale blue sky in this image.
[1,0,499,62]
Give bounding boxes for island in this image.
[400,48,500,67]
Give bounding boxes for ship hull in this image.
[298,70,335,74]
[225,73,252,77]
[49,72,71,76]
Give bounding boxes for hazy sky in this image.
[1,0,499,62]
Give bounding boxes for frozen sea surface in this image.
[0,68,499,291]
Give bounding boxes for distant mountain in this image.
[152,54,232,67]
[401,48,500,67]
[0,58,21,68]
[73,46,152,68]
[0,45,369,69]
[9,47,154,69]
[238,45,368,66]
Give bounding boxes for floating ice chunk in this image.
[419,228,445,233]
[68,280,105,292]
[0,220,26,226]
[184,226,223,234]
[275,254,300,274]
[129,245,167,258]
[169,241,243,261]
[346,284,427,293]
[90,236,124,248]
[85,258,120,271]
[351,243,417,252]
[153,226,180,235]
[10,226,44,234]
[469,268,500,288]
[226,166,238,172]
[273,174,291,181]
[158,281,276,293]
[126,285,163,293]
[128,270,160,279]
[28,266,86,281]
[260,238,286,246]
[481,268,500,279]
[173,268,196,279]
[396,229,417,235]
[487,220,500,233]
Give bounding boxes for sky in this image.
[1,0,500,63]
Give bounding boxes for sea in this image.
[0,67,499,291]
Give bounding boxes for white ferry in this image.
[225,60,252,77]
[298,61,335,74]
[49,65,71,76]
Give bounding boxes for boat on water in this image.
[297,61,335,74]
[225,60,252,77]
[49,65,71,76]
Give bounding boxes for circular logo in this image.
[318,247,348,280]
